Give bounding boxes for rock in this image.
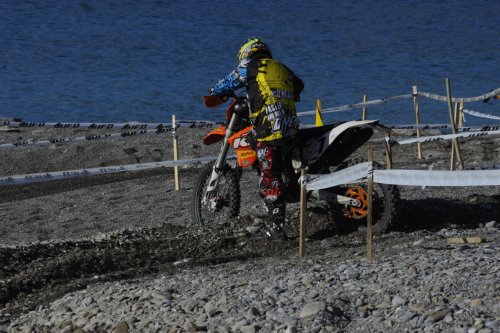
[428,308,450,322]
[151,291,167,301]
[173,258,193,266]
[245,226,260,234]
[203,301,215,315]
[408,266,418,274]
[392,295,407,307]
[396,310,417,323]
[412,239,424,246]
[470,299,483,307]
[447,237,466,244]
[239,325,259,333]
[246,307,260,318]
[485,221,496,228]
[183,321,197,333]
[299,302,325,318]
[113,321,129,333]
[478,329,492,333]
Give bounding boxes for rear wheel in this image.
[329,158,399,234]
[191,163,241,224]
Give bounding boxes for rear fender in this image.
[302,120,378,169]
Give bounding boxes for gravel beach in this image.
[0,124,499,332]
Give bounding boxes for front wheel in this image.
[191,163,241,224]
[329,158,400,234]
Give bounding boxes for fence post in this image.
[384,133,393,169]
[367,147,374,263]
[362,95,368,120]
[458,102,464,128]
[412,86,423,159]
[172,115,180,191]
[445,78,464,170]
[299,168,307,257]
[315,99,323,127]
[451,102,459,168]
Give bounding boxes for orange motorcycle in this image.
[191,95,399,234]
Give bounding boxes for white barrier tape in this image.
[0,128,176,149]
[457,124,500,132]
[388,123,451,130]
[1,120,224,130]
[389,124,500,132]
[389,123,500,131]
[462,109,500,121]
[301,162,372,191]
[176,120,226,129]
[368,125,500,145]
[0,156,221,186]
[418,88,500,103]
[298,94,413,116]
[373,169,500,186]
[302,163,500,190]
[395,129,500,145]
[385,123,500,133]
[471,164,500,170]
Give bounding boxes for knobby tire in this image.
[191,163,241,225]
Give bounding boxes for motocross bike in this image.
[191,95,399,234]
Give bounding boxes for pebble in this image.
[299,302,325,318]
[485,221,496,228]
[392,295,407,307]
[113,321,129,333]
[6,226,499,332]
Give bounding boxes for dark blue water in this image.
[1,0,499,126]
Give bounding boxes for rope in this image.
[462,109,500,121]
[417,88,500,103]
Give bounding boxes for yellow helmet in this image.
[237,37,272,63]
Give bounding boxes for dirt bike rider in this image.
[210,37,304,239]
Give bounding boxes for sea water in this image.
[0,0,498,126]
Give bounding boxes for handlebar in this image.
[203,95,228,108]
[203,94,247,109]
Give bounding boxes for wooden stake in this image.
[450,102,459,169]
[315,99,323,127]
[458,102,464,128]
[445,78,464,170]
[453,101,460,125]
[367,147,374,263]
[172,115,180,191]
[299,168,307,257]
[362,95,368,121]
[412,86,423,160]
[384,133,392,170]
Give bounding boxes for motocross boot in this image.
[264,198,286,240]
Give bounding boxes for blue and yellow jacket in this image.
[211,57,304,142]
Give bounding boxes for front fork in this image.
[202,111,242,209]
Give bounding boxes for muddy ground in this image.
[0,124,499,327]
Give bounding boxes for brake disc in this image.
[343,186,369,219]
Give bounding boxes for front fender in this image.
[202,126,226,145]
